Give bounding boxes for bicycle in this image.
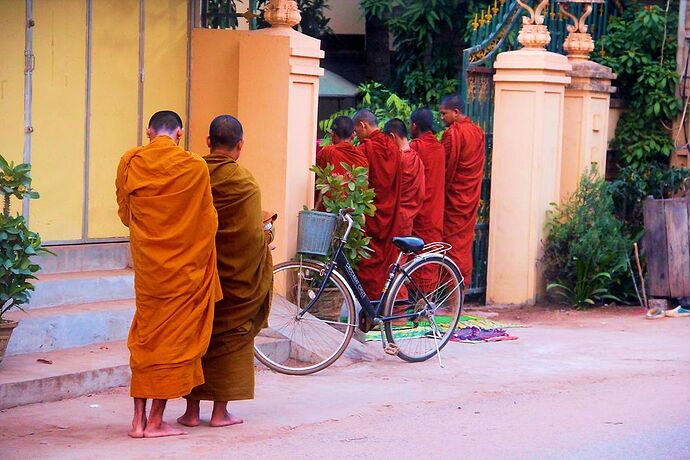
[254,208,464,375]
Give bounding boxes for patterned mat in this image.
[364,314,525,342]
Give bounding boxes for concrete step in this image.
[4,300,135,356]
[29,269,135,309]
[0,337,291,410]
[0,341,130,410]
[37,243,131,275]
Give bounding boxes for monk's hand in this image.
[269,243,277,251]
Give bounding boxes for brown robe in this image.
[188,151,273,402]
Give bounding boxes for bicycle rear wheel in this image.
[254,259,357,375]
[382,253,463,362]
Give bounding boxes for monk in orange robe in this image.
[177,115,273,428]
[354,109,404,300]
[316,115,369,175]
[116,110,222,438]
[383,118,425,236]
[439,94,486,286]
[409,108,446,290]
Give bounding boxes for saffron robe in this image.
[316,140,369,175]
[399,147,426,236]
[410,132,446,290]
[189,152,273,402]
[357,130,404,299]
[441,118,486,284]
[116,136,222,399]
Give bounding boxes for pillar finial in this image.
[265,0,301,28]
[516,0,551,50]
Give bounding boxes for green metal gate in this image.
[461,0,620,298]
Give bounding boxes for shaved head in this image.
[148,110,183,133]
[410,108,434,134]
[331,116,354,140]
[383,118,408,139]
[353,109,378,128]
[440,94,464,113]
[209,115,243,150]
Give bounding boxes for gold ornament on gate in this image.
[265,0,301,28]
[516,0,551,49]
[557,0,604,61]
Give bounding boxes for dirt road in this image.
[1,306,688,459]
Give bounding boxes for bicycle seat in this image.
[392,236,425,253]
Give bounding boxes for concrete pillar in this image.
[561,62,616,200]
[189,0,323,264]
[486,47,571,305]
[236,4,324,264]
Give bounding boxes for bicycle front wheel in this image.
[382,253,464,362]
[254,259,357,375]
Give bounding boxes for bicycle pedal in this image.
[384,344,400,356]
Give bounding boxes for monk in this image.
[382,118,425,236]
[439,94,486,286]
[409,108,446,290]
[178,115,273,428]
[116,110,222,438]
[354,109,404,300]
[316,115,369,175]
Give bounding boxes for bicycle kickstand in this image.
[430,318,445,369]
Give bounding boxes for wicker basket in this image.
[297,210,337,256]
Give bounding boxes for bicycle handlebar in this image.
[339,208,355,242]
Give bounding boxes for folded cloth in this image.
[450,326,518,343]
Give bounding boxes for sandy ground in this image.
[0,305,688,460]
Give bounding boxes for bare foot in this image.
[177,413,200,427]
[209,411,244,428]
[128,412,147,438]
[143,421,188,438]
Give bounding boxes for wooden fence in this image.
[643,197,690,298]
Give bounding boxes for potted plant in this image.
[0,155,46,363]
[293,163,375,320]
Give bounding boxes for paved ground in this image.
[1,305,688,459]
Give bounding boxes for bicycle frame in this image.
[296,213,429,326]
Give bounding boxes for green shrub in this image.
[319,82,444,146]
[609,163,690,232]
[544,170,630,308]
[595,4,682,167]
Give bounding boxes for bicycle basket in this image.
[297,210,338,256]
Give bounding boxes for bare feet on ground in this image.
[177,412,200,427]
[143,421,188,438]
[128,412,147,438]
[209,410,244,428]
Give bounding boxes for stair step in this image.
[0,341,130,410]
[29,269,134,309]
[4,300,135,356]
[0,337,291,410]
[37,243,131,275]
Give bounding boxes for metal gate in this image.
[461,0,620,298]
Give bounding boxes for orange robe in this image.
[442,118,486,284]
[188,152,273,402]
[357,130,404,300]
[316,140,369,175]
[399,147,425,236]
[410,132,446,290]
[116,135,222,399]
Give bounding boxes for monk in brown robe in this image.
[316,115,369,175]
[177,115,273,428]
[439,94,486,286]
[382,118,425,236]
[354,109,404,300]
[116,110,222,438]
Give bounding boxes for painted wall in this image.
[0,0,189,243]
[326,0,365,35]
